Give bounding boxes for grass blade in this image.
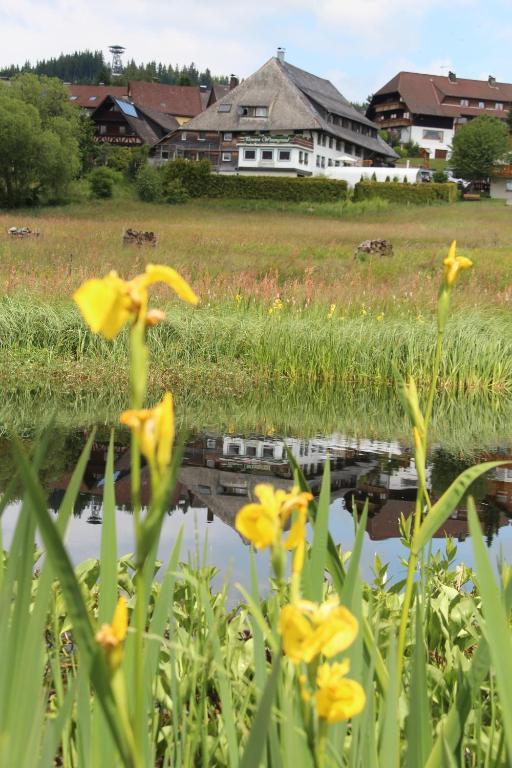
[239,651,282,768]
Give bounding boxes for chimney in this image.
[277,47,285,62]
[448,71,457,83]
[489,75,497,86]
[229,74,239,90]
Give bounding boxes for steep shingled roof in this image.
[128,81,203,117]
[372,71,512,118]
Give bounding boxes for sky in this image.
[1,0,512,101]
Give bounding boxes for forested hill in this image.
[0,50,229,86]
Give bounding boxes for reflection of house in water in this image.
[44,431,512,544]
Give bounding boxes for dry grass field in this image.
[0,198,511,317]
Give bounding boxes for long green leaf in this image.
[98,432,118,623]
[10,435,135,768]
[340,501,368,609]
[468,499,512,762]
[309,458,331,602]
[378,631,399,768]
[405,600,432,767]
[413,461,507,552]
[239,651,282,768]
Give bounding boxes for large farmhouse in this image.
[367,71,512,159]
[152,51,397,173]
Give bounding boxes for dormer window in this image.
[254,106,268,117]
[238,106,268,117]
[218,103,231,113]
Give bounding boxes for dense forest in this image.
[0,50,229,87]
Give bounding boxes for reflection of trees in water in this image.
[430,448,487,504]
[480,500,504,548]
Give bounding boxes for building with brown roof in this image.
[68,84,129,109]
[367,71,512,160]
[90,94,179,147]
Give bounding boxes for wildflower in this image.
[327,303,336,319]
[443,241,473,287]
[376,312,384,322]
[235,293,242,304]
[73,264,199,340]
[96,596,128,672]
[279,597,359,664]
[315,661,366,723]
[120,392,174,479]
[235,484,312,551]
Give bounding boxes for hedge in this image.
[353,181,459,204]
[161,160,348,202]
[204,175,348,202]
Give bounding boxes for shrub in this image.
[432,170,449,183]
[165,178,190,204]
[135,164,164,202]
[88,166,115,198]
[353,181,458,204]
[162,158,211,197]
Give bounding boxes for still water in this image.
[2,426,512,591]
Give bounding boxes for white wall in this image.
[409,125,454,159]
[237,145,313,174]
[490,177,512,201]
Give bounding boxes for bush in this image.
[88,167,115,198]
[135,165,164,202]
[432,170,449,183]
[353,181,458,204]
[165,178,190,204]
[162,158,211,197]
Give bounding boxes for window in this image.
[496,102,504,110]
[181,132,187,141]
[478,101,485,109]
[119,125,126,135]
[329,137,333,149]
[254,106,268,117]
[316,155,320,167]
[263,446,274,459]
[198,134,205,141]
[222,152,232,162]
[218,103,231,112]
[206,438,217,449]
[328,158,333,166]
[390,113,397,119]
[228,443,241,455]
[321,156,325,168]
[304,153,309,165]
[299,150,303,164]
[161,151,169,160]
[198,484,211,495]
[88,96,97,101]
[246,446,257,457]
[278,150,291,161]
[422,129,443,141]
[334,160,340,167]
[322,134,327,147]
[238,106,250,116]
[460,98,469,107]
[243,149,256,160]
[224,132,232,141]
[336,139,342,151]
[99,125,107,135]
[403,111,410,118]
[261,149,273,161]
[69,95,78,101]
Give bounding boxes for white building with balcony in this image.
[152,51,397,173]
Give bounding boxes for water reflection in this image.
[34,430,512,550]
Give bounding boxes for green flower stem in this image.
[129,320,149,768]
[315,718,328,768]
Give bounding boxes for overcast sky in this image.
[1,0,511,101]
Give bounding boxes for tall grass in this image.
[1,297,511,393]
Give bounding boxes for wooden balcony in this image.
[376,117,412,128]
[493,163,512,178]
[373,101,403,113]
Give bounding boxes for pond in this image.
[2,414,512,594]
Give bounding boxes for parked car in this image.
[446,170,471,191]
[418,168,433,183]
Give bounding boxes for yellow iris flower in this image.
[315,661,366,723]
[443,241,473,287]
[279,597,359,664]
[120,392,174,478]
[235,483,312,551]
[95,596,129,671]
[73,264,199,340]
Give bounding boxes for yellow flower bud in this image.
[96,596,128,671]
[315,662,366,723]
[443,240,473,287]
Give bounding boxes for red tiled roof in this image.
[67,84,128,108]
[373,71,512,118]
[128,81,203,117]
